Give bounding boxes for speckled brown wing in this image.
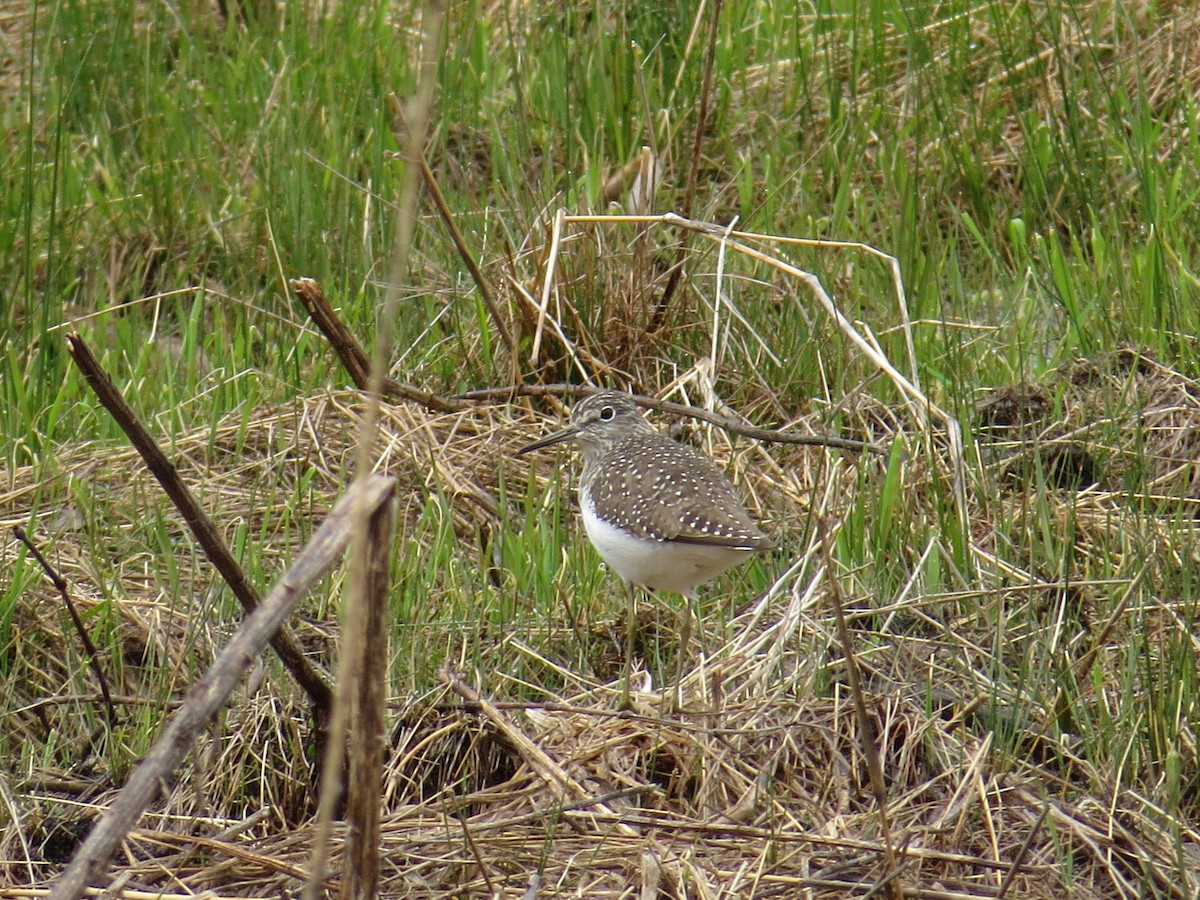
[587,432,774,549]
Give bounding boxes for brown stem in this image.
[290,277,462,413]
[64,333,334,754]
[645,0,725,335]
[13,526,118,727]
[48,475,395,899]
[339,493,395,899]
[461,384,889,456]
[817,517,904,900]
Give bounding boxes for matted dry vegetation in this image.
[3,344,1199,895]
[6,213,1200,897]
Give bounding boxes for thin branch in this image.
[340,493,395,899]
[645,0,725,335]
[417,153,517,369]
[48,475,396,900]
[996,804,1050,899]
[63,333,334,727]
[13,526,117,727]
[307,2,448,896]
[438,666,635,834]
[817,516,904,900]
[386,91,517,375]
[461,384,889,456]
[290,277,462,413]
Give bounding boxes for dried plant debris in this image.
[977,383,1052,432]
[978,347,1200,501]
[2,382,1198,895]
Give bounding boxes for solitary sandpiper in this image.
[519,391,774,687]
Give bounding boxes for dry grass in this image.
[3,352,1199,895]
[979,346,1200,502]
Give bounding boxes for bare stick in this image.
[1044,567,1149,734]
[996,803,1049,899]
[438,666,636,837]
[64,333,333,731]
[385,93,517,376]
[13,526,118,727]
[339,495,394,899]
[290,277,461,414]
[417,154,515,365]
[645,0,724,335]
[306,2,448,894]
[816,517,903,900]
[461,384,889,456]
[48,475,395,900]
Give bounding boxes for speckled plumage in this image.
[519,391,774,597]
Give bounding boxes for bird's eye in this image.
[599,405,615,420]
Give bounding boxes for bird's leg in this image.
[620,580,637,710]
[673,592,696,710]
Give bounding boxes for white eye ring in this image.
[599,405,616,421]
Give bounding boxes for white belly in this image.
[580,496,752,598]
